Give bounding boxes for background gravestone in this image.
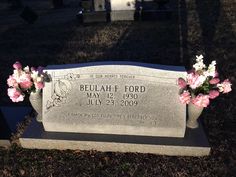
[109,0,173,21]
[81,0,93,12]
[80,0,174,22]
[81,0,107,23]
[94,0,106,11]
[110,0,137,21]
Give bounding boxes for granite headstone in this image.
[81,0,107,23]
[110,0,136,21]
[94,0,106,11]
[42,62,186,137]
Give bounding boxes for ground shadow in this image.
[95,0,182,65]
[0,8,102,105]
[0,0,186,105]
[194,0,236,146]
[179,0,189,68]
[0,110,11,140]
[195,0,235,95]
[195,0,221,63]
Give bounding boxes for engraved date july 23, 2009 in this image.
[79,84,146,107]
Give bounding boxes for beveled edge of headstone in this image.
[43,123,186,137]
[44,61,186,72]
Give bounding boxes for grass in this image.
[0,0,236,176]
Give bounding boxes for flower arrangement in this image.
[178,55,232,108]
[7,61,45,102]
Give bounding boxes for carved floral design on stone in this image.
[46,73,80,111]
[64,73,80,81]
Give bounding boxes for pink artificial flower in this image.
[209,78,220,84]
[191,94,210,108]
[19,74,33,89]
[187,72,204,89]
[214,71,219,78]
[13,61,22,70]
[35,82,44,89]
[177,78,187,88]
[221,79,232,93]
[179,91,191,104]
[7,88,24,102]
[7,75,18,87]
[209,90,220,99]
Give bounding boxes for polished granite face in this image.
[42,62,186,137]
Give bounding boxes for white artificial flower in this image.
[36,76,43,82]
[206,60,216,77]
[31,70,39,81]
[23,66,30,72]
[193,60,206,71]
[13,69,23,82]
[210,60,216,66]
[217,83,224,92]
[193,55,206,71]
[198,75,207,84]
[196,55,204,62]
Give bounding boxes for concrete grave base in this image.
[20,119,210,156]
[110,10,138,21]
[0,140,11,147]
[83,11,107,23]
[0,106,32,147]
